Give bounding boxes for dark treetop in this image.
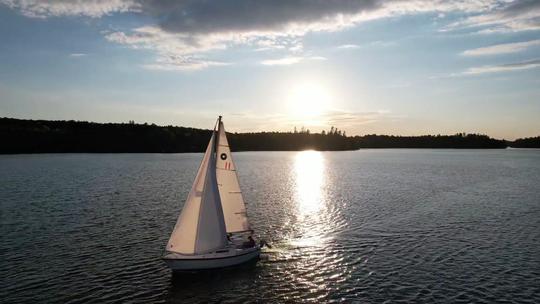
[510,136,540,148]
[2,117,533,154]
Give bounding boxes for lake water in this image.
[1,150,539,303]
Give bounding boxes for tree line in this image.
[1,117,537,154]
[510,136,540,148]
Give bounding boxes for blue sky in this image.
[0,1,539,139]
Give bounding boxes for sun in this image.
[286,82,332,121]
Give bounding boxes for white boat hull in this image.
[163,246,260,271]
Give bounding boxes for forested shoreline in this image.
[1,117,537,154]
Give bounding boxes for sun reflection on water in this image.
[290,150,330,248]
[265,151,353,300]
[295,150,325,215]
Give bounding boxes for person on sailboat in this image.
[243,236,256,248]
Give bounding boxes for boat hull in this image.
[163,246,260,271]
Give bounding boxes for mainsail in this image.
[216,121,251,233]
[166,131,228,254]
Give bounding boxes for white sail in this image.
[166,132,228,254]
[216,121,251,233]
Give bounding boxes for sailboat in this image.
[163,116,260,270]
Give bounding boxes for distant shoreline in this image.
[1,117,538,154]
[2,148,539,157]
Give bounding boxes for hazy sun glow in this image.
[286,82,333,122]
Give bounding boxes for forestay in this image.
[166,132,228,254]
[216,121,251,233]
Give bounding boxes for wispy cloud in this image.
[321,109,397,126]
[369,40,398,47]
[338,44,361,49]
[464,59,540,75]
[69,53,87,57]
[445,0,540,33]
[265,57,300,66]
[260,56,325,66]
[0,0,137,18]
[220,109,400,133]
[462,39,540,56]
[143,60,231,71]
[337,40,396,50]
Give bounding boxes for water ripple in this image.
[1,150,540,303]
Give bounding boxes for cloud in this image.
[445,0,540,33]
[0,0,138,18]
[337,40,396,50]
[69,53,87,57]
[2,0,504,29]
[254,37,301,51]
[5,0,537,70]
[462,39,540,56]
[338,44,361,49]
[105,26,234,70]
[143,59,230,71]
[140,1,512,38]
[220,109,399,133]
[463,59,540,74]
[260,56,325,66]
[319,109,399,127]
[260,57,301,66]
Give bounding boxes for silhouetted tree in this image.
[510,136,540,148]
[0,117,512,154]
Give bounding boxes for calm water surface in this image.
[1,150,539,303]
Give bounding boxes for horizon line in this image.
[2,116,537,141]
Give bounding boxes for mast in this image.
[216,115,222,153]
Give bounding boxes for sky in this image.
[0,0,539,139]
